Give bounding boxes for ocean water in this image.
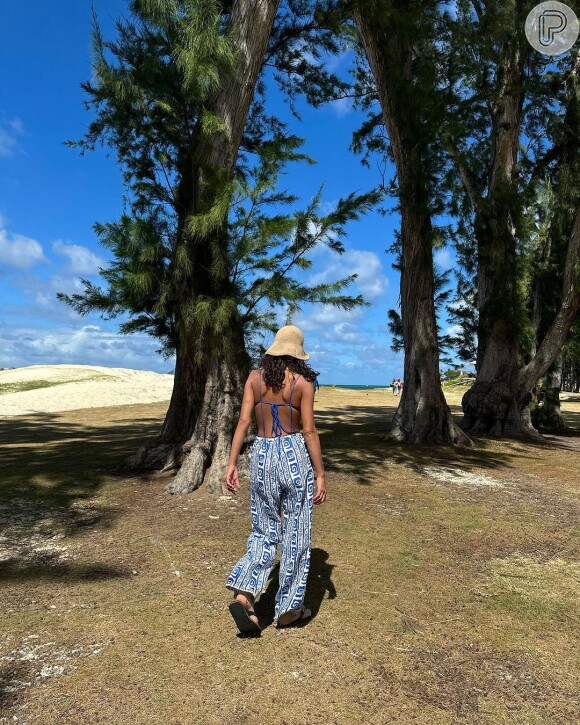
[323,384,389,390]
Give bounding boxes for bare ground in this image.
[0,388,579,724]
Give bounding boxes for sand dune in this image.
[0,364,174,417]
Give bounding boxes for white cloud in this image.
[328,97,353,117]
[334,322,364,344]
[5,272,94,324]
[298,331,403,383]
[52,239,105,275]
[434,247,453,270]
[310,249,389,300]
[0,117,24,158]
[445,324,463,336]
[296,305,363,333]
[0,227,46,268]
[0,323,172,372]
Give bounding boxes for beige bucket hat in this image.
[265,325,309,360]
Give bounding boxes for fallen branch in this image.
[394,606,423,634]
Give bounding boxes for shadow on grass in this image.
[315,403,580,484]
[541,406,580,437]
[0,411,163,499]
[0,662,29,709]
[0,560,132,584]
[253,548,336,630]
[0,410,166,577]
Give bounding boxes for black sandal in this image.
[229,600,261,636]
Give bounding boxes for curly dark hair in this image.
[259,354,319,393]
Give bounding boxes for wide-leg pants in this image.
[226,433,314,622]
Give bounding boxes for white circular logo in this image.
[525,2,579,55]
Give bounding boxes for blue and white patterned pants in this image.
[226,433,314,622]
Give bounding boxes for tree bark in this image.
[532,354,566,431]
[460,17,528,435]
[121,0,280,492]
[454,30,580,437]
[352,2,470,445]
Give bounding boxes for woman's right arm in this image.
[300,379,327,504]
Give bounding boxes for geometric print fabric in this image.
[226,433,314,622]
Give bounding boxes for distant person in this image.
[225,325,326,636]
[391,379,397,395]
[397,379,403,395]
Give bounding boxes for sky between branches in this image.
[0,0,460,384]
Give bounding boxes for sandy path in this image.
[0,364,174,417]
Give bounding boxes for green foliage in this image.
[441,369,462,381]
[388,265,454,358]
[562,316,580,391]
[440,2,579,365]
[229,136,380,344]
[59,0,380,362]
[266,1,354,118]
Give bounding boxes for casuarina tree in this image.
[348,0,470,444]
[442,1,580,436]
[60,0,379,493]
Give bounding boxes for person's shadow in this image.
[253,548,336,630]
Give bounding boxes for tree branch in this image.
[443,136,483,212]
[521,208,580,391]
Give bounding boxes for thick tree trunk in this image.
[532,355,566,431]
[389,200,469,444]
[352,2,469,445]
[461,320,531,436]
[463,208,580,436]
[123,326,249,493]
[461,26,527,434]
[460,44,579,437]
[121,0,280,491]
[168,328,249,494]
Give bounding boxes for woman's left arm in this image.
[226,372,256,493]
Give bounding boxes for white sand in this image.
[0,364,174,417]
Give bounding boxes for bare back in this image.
[252,368,304,437]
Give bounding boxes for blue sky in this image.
[0,1,456,384]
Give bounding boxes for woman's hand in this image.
[226,464,240,493]
[313,474,327,505]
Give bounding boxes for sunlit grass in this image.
[0,393,578,723]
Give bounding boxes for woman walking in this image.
[225,326,326,636]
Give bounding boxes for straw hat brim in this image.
[265,325,309,360]
[264,346,309,360]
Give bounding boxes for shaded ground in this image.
[0,390,579,724]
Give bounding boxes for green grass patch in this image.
[1,395,579,723]
[0,374,114,396]
[0,379,69,394]
[478,555,580,630]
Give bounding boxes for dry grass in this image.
[0,390,579,724]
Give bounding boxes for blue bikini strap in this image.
[289,374,301,433]
[258,369,266,435]
[270,403,284,437]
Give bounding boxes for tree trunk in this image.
[461,320,530,436]
[120,0,280,492]
[460,44,580,438]
[463,207,580,436]
[167,327,249,494]
[460,17,528,435]
[123,325,249,493]
[532,355,566,432]
[352,2,469,445]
